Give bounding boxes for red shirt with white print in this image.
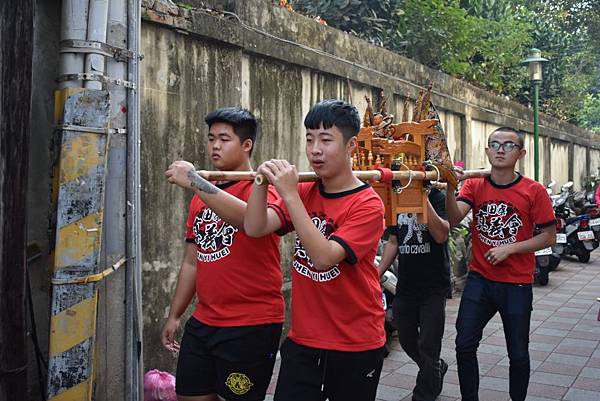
[457,174,556,283]
[270,181,386,351]
[185,181,284,326]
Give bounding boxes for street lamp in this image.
[522,48,548,182]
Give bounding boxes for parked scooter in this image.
[551,216,567,270]
[552,181,573,217]
[380,269,397,334]
[589,207,600,241]
[581,190,600,240]
[565,181,599,217]
[375,240,398,336]
[534,244,551,285]
[540,181,563,272]
[562,213,599,263]
[534,180,559,285]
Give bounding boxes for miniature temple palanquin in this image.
[353,93,441,226]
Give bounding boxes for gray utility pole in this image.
[48,0,142,400]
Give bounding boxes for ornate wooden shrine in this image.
[353,93,444,226]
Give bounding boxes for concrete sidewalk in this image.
[376,248,600,401]
[267,249,600,401]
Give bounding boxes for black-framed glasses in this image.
[488,141,521,152]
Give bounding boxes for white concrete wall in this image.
[467,119,500,170]
[551,140,571,188]
[522,132,535,179]
[139,3,600,374]
[540,136,550,185]
[437,109,462,163]
[573,144,588,190]
[521,133,549,181]
[590,149,600,178]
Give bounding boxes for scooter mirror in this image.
[561,181,574,191]
[548,180,556,188]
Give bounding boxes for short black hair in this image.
[488,127,525,147]
[205,107,257,153]
[304,99,361,142]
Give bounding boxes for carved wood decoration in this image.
[355,88,455,226]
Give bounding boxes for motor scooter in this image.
[551,217,567,271]
[589,208,600,241]
[580,191,600,240]
[375,240,398,335]
[543,181,563,272]
[534,246,551,285]
[563,213,599,263]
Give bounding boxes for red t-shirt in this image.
[457,174,555,283]
[185,181,284,326]
[270,182,386,352]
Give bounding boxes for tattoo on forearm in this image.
[187,170,219,194]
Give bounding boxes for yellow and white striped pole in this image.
[47,88,110,401]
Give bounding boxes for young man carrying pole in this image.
[162,107,284,401]
[445,127,556,401]
[244,99,387,401]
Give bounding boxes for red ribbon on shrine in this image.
[375,166,393,183]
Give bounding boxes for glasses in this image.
[488,141,521,152]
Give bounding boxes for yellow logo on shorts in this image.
[225,372,254,395]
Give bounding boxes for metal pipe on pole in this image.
[98,0,132,399]
[84,0,110,90]
[126,0,143,399]
[59,0,89,88]
[107,0,128,125]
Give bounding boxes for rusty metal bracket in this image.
[52,258,127,285]
[55,124,126,135]
[60,39,138,62]
[57,73,137,89]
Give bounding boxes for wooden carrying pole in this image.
[197,168,491,185]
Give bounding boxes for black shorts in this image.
[176,317,282,400]
[273,338,385,401]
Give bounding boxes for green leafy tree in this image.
[460,0,515,20]
[289,0,404,47]
[576,94,600,132]
[523,1,600,122]
[396,0,477,75]
[287,0,599,128]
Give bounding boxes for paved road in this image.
[267,249,600,401]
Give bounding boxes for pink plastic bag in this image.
[144,369,177,401]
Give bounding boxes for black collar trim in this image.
[318,181,370,198]
[486,172,522,189]
[216,181,238,190]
